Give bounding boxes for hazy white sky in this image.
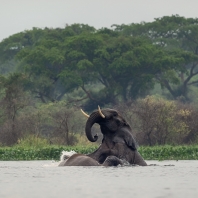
[0,0,198,41]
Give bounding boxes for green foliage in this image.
[139,145,198,160]
[2,19,197,106]
[1,145,198,161]
[115,15,198,101]
[1,17,198,149]
[16,135,50,149]
[18,102,87,145]
[0,145,98,161]
[133,96,194,145]
[115,96,198,146]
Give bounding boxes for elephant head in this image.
[81,106,137,151]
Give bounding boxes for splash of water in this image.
[60,150,77,161]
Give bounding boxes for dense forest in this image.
[0,15,198,146]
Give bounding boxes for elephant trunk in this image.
[85,111,103,142]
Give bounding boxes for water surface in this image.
[0,160,198,198]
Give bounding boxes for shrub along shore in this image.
[0,145,198,161]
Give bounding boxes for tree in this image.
[113,15,198,101]
[6,24,95,103]
[0,73,30,145]
[92,35,184,102]
[2,20,198,108]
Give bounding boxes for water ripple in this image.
[0,160,198,198]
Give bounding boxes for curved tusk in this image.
[80,109,90,118]
[98,105,105,118]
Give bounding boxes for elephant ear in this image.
[112,127,138,151]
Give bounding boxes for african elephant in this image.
[58,151,123,166]
[81,106,147,166]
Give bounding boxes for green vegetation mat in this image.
[0,145,198,161]
[140,145,198,161]
[0,145,98,161]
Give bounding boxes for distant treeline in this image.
[1,15,198,106]
[0,15,198,146]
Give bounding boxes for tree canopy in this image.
[1,16,198,109]
[113,15,198,100]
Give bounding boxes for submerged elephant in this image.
[81,106,147,166]
[58,151,123,166]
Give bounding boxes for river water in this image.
[0,160,198,198]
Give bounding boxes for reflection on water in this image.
[0,160,198,198]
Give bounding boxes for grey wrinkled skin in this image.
[85,108,147,166]
[58,154,123,166]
